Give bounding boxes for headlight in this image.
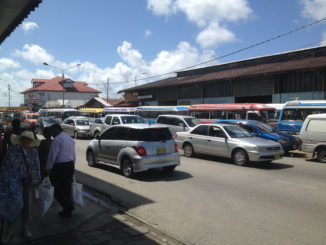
[257,147,269,151]
[277,139,286,144]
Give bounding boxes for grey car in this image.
[61,116,91,139]
[86,124,180,177]
[175,123,284,166]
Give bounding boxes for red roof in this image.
[21,77,101,94]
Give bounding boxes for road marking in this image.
[275,180,317,190]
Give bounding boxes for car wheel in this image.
[183,143,194,157]
[87,151,96,167]
[121,158,134,178]
[317,148,326,163]
[233,149,249,166]
[163,165,176,173]
[74,131,78,139]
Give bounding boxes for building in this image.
[21,77,101,110]
[79,97,124,108]
[120,46,326,105]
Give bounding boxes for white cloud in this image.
[301,0,326,20]
[147,0,174,16]
[147,0,252,48]
[196,22,236,48]
[0,58,20,71]
[145,29,152,38]
[14,44,54,64]
[117,41,147,69]
[321,32,326,46]
[22,22,39,32]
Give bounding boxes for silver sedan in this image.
[175,123,284,166]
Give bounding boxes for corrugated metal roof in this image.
[120,55,326,93]
[0,0,42,45]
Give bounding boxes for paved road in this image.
[74,138,326,245]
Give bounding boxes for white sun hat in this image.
[11,131,40,148]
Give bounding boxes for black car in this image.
[35,117,59,135]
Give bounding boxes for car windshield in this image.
[27,115,40,119]
[121,116,145,124]
[44,118,58,124]
[139,128,172,141]
[223,125,252,138]
[184,117,201,127]
[253,121,275,133]
[76,120,89,125]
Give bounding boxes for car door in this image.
[97,127,119,162]
[112,117,121,125]
[61,119,70,135]
[188,125,210,154]
[106,127,129,165]
[67,119,75,136]
[207,125,229,157]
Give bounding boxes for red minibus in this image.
[188,103,276,124]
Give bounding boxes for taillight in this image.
[174,143,178,152]
[175,133,178,139]
[133,146,147,156]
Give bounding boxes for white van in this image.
[299,113,326,163]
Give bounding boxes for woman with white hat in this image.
[0,131,40,244]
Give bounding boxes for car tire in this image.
[121,157,134,178]
[232,149,249,166]
[74,131,78,139]
[183,143,194,157]
[317,148,326,163]
[163,165,176,173]
[87,151,97,167]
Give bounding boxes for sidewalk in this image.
[7,186,184,245]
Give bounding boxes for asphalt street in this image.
[74,138,326,245]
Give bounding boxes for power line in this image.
[104,16,326,86]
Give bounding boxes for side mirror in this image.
[179,123,185,129]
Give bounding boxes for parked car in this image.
[216,120,298,153]
[175,123,284,166]
[299,113,326,163]
[23,112,40,123]
[61,116,91,139]
[35,117,59,135]
[86,124,180,177]
[90,114,146,138]
[156,115,201,137]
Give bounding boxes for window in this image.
[227,111,246,120]
[306,119,326,132]
[223,125,252,138]
[76,120,89,125]
[112,117,121,125]
[94,118,103,124]
[211,111,226,119]
[105,116,112,125]
[63,119,69,124]
[101,127,120,140]
[191,111,210,119]
[239,123,256,133]
[115,127,129,140]
[184,117,201,127]
[139,128,172,141]
[209,126,226,138]
[157,116,167,124]
[121,116,145,124]
[191,125,209,135]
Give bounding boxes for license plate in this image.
[157,147,166,154]
[274,154,280,159]
[293,145,297,149]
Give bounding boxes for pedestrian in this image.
[45,124,76,218]
[2,118,22,155]
[38,127,52,180]
[0,131,40,244]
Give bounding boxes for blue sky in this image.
[1,0,326,106]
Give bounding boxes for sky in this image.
[0,0,326,106]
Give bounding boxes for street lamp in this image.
[43,62,80,107]
[134,72,147,87]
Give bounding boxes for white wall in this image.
[273,92,324,103]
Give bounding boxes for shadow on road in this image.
[183,154,294,170]
[91,164,192,182]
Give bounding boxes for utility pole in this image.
[8,84,10,107]
[103,78,109,100]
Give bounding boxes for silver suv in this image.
[61,116,90,139]
[156,115,201,137]
[86,124,180,177]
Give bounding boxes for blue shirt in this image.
[46,132,76,170]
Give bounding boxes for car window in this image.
[306,119,326,132]
[139,128,172,141]
[184,117,201,127]
[223,125,252,138]
[101,127,120,140]
[105,116,112,125]
[239,123,256,133]
[191,125,209,135]
[94,118,103,124]
[174,118,184,126]
[76,120,89,125]
[115,127,129,140]
[121,116,145,124]
[63,119,69,124]
[157,116,167,124]
[209,126,226,138]
[112,117,121,125]
[252,121,275,133]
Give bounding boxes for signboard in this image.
[138,95,152,99]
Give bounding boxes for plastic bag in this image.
[72,176,84,206]
[39,177,54,217]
